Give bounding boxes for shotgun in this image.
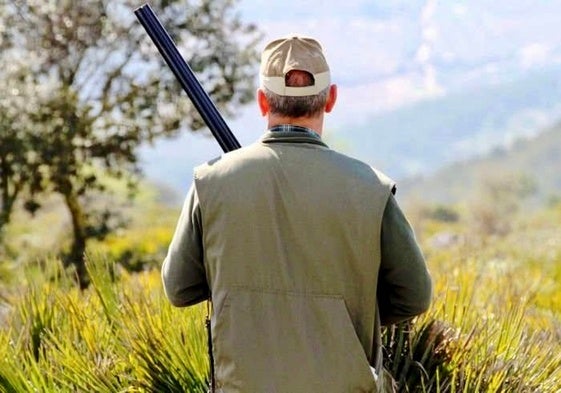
[134,3,241,153]
[135,5,238,391]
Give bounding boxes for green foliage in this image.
[375,199,561,392]
[0,53,41,232]
[88,198,178,272]
[0,256,209,392]
[0,0,261,287]
[1,188,560,392]
[382,319,458,391]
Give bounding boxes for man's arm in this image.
[377,194,432,325]
[161,183,209,307]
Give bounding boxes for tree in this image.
[0,61,34,233]
[0,41,48,237]
[0,0,261,288]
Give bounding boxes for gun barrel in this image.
[134,4,241,153]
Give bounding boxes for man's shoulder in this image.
[193,142,266,179]
[369,166,397,195]
[326,149,396,193]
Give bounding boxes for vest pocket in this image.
[213,288,377,393]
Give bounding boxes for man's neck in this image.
[267,114,324,136]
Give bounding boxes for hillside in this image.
[342,65,561,180]
[398,120,561,205]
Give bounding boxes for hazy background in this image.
[140,0,561,203]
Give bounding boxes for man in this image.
[162,36,432,393]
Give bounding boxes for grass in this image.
[0,198,560,392]
[0,256,209,392]
[410,201,561,391]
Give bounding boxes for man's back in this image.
[162,35,431,393]
[194,130,393,392]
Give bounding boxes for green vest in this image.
[194,130,394,392]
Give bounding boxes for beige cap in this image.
[259,36,331,97]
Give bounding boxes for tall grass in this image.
[384,203,561,392]
[0,256,209,392]
[0,203,560,392]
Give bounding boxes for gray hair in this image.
[263,70,329,118]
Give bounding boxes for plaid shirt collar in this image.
[260,124,329,149]
[260,124,328,148]
[269,124,321,138]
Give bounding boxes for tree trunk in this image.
[0,200,11,236]
[0,157,18,234]
[63,190,90,289]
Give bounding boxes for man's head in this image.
[257,36,337,124]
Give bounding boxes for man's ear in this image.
[257,89,269,116]
[325,84,337,113]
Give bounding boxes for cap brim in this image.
[261,71,330,96]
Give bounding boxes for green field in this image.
[1,192,560,392]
